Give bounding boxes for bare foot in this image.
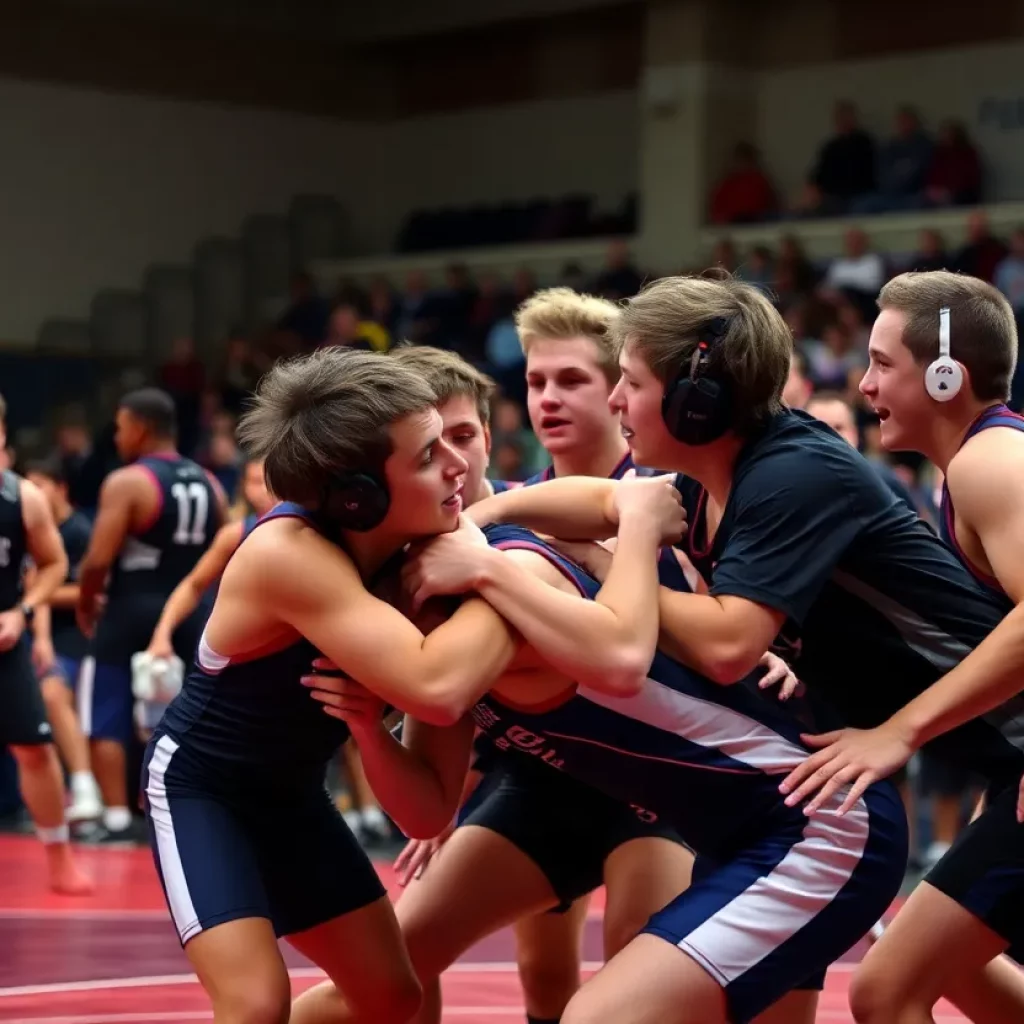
[46,846,95,896]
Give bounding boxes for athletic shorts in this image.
[459,756,688,913]
[0,635,53,747]
[644,781,907,1024]
[925,779,1024,963]
[42,654,82,689]
[143,731,385,944]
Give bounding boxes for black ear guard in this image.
[661,317,733,446]
[321,471,391,532]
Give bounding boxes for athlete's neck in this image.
[921,400,1005,474]
[550,436,628,480]
[54,501,73,525]
[136,439,178,460]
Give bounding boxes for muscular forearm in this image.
[475,514,663,694]
[349,725,461,839]
[32,603,53,646]
[892,603,1024,750]
[656,590,761,684]
[469,477,617,539]
[78,563,109,607]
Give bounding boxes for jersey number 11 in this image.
[171,482,209,545]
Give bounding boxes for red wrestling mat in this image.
[0,835,966,1023]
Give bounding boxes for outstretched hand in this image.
[778,721,915,816]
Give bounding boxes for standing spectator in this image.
[709,143,777,225]
[854,106,933,214]
[926,121,982,208]
[736,245,774,292]
[808,101,877,214]
[276,272,329,346]
[158,337,205,458]
[593,240,645,300]
[953,210,1007,283]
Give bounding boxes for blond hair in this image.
[515,287,621,384]
[879,271,1017,402]
[390,345,496,425]
[616,274,791,434]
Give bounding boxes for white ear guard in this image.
[925,306,964,402]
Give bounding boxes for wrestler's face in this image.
[437,395,490,507]
[860,308,935,453]
[382,407,468,539]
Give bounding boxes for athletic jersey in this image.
[472,451,639,776]
[0,472,26,613]
[524,451,635,486]
[240,511,260,539]
[674,409,1024,784]
[51,510,92,659]
[473,524,823,859]
[158,503,352,789]
[107,454,222,604]
[939,403,1024,607]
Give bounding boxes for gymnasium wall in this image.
[756,41,1024,204]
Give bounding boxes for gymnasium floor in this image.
[0,834,968,1024]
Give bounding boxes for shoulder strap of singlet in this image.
[483,523,597,598]
[0,470,19,503]
[490,479,523,494]
[250,501,318,530]
[964,404,1024,441]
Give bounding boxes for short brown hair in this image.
[616,274,791,434]
[390,345,496,425]
[238,347,436,507]
[515,287,621,385]
[879,271,1018,401]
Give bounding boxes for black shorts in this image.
[142,731,385,943]
[918,750,982,798]
[93,596,203,669]
[0,635,52,747]
[925,781,1024,963]
[459,756,687,913]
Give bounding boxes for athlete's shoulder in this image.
[948,426,1024,513]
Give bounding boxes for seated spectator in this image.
[782,348,814,410]
[807,100,877,214]
[823,228,887,311]
[910,228,949,272]
[735,244,774,292]
[853,106,932,214]
[396,269,433,343]
[709,143,777,225]
[322,302,376,352]
[436,262,479,355]
[995,229,1024,408]
[592,240,644,300]
[926,121,982,208]
[994,227,1024,318]
[367,275,398,338]
[776,234,818,295]
[953,210,1007,283]
[804,321,867,391]
[485,296,527,407]
[490,396,545,477]
[277,272,329,345]
[511,267,538,304]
